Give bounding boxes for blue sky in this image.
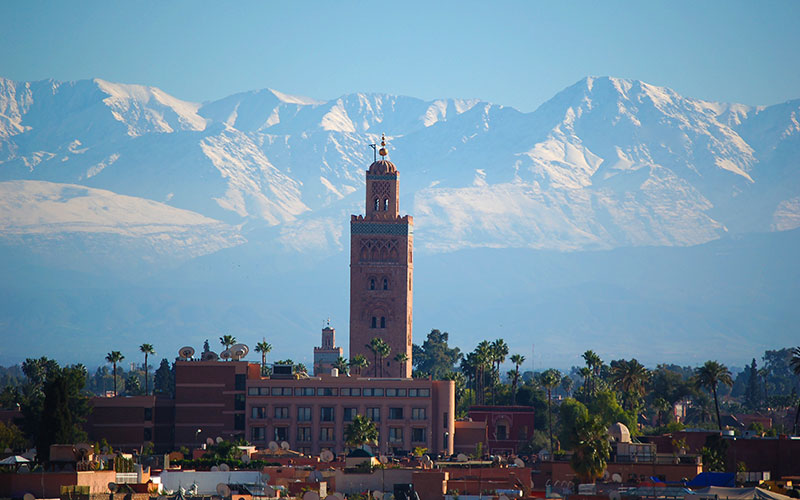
[1,1,799,112]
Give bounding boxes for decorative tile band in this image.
[366,174,398,180]
[351,222,411,236]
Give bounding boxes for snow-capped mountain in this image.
[2,74,797,262]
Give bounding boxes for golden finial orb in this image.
[379,133,388,157]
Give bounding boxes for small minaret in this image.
[313,320,343,375]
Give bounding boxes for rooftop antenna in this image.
[369,143,377,162]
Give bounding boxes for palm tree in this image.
[582,350,602,396]
[561,375,574,398]
[790,347,800,434]
[510,354,526,404]
[610,358,650,411]
[139,344,155,396]
[255,339,272,375]
[367,338,382,377]
[694,360,733,431]
[653,397,671,427]
[377,340,391,377]
[349,354,369,376]
[333,357,349,376]
[475,341,492,404]
[757,367,769,408]
[394,352,408,377]
[570,416,611,483]
[490,339,509,404]
[219,334,237,356]
[106,351,125,397]
[540,368,562,452]
[344,414,379,449]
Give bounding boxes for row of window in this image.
[369,277,390,290]
[370,316,387,329]
[373,197,391,211]
[250,406,426,422]
[247,387,431,398]
[251,425,426,444]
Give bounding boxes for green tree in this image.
[540,368,562,453]
[700,434,729,471]
[105,351,125,397]
[125,373,142,395]
[139,343,155,396]
[609,358,650,411]
[377,340,391,377]
[219,334,237,354]
[367,338,382,377]
[490,339,509,404]
[255,339,272,375]
[153,359,174,397]
[34,365,89,463]
[510,354,526,404]
[558,398,590,451]
[570,416,611,483]
[791,346,800,434]
[0,421,26,451]
[344,414,378,448]
[412,329,463,380]
[333,357,350,376]
[349,354,369,376]
[394,352,409,377]
[694,360,733,431]
[744,358,761,410]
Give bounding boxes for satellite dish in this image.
[261,472,271,483]
[178,346,195,360]
[216,436,224,444]
[372,491,382,499]
[23,494,34,500]
[264,486,276,497]
[612,473,623,483]
[201,351,219,361]
[302,492,320,500]
[457,453,468,462]
[230,344,249,361]
[206,438,215,446]
[379,455,388,464]
[320,449,334,462]
[219,463,230,472]
[422,455,432,466]
[280,441,290,450]
[211,465,219,472]
[514,457,525,467]
[216,484,231,497]
[108,483,119,493]
[220,349,232,360]
[268,441,279,452]
[241,453,251,463]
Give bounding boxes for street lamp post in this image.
[195,428,202,449]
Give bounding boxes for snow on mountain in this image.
[0,74,798,258]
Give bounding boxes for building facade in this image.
[349,137,413,379]
[313,325,343,376]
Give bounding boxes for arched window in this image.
[374,198,380,211]
[380,317,386,328]
[383,278,388,290]
[369,278,375,290]
[384,198,389,211]
[371,317,377,329]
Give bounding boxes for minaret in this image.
[349,135,413,378]
[313,320,343,375]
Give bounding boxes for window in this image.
[412,428,425,443]
[496,424,508,440]
[389,427,403,444]
[389,407,404,420]
[371,317,377,328]
[251,427,265,441]
[317,387,338,396]
[274,426,288,441]
[370,278,376,290]
[143,428,152,440]
[234,414,245,430]
[397,389,407,397]
[380,317,386,328]
[418,389,430,397]
[374,198,380,211]
[384,198,389,211]
[443,412,448,428]
[341,388,361,397]
[295,387,315,396]
[408,389,417,397]
[235,374,246,391]
[274,407,289,419]
[412,408,426,420]
[363,388,384,397]
[320,427,335,442]
[297,427,312,442]
[321,407,335,422]
[251,406,266,419]
[144,408,153,421]
[367,407,380,422]
[248,387,260,396]
[386,388,396,397]
[298,407,311,421]
[235,394,246,411]
[383,278,389,290]
[343,408,358,421]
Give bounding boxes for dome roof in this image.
[608,422,631,443]
[368,159,397,175]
